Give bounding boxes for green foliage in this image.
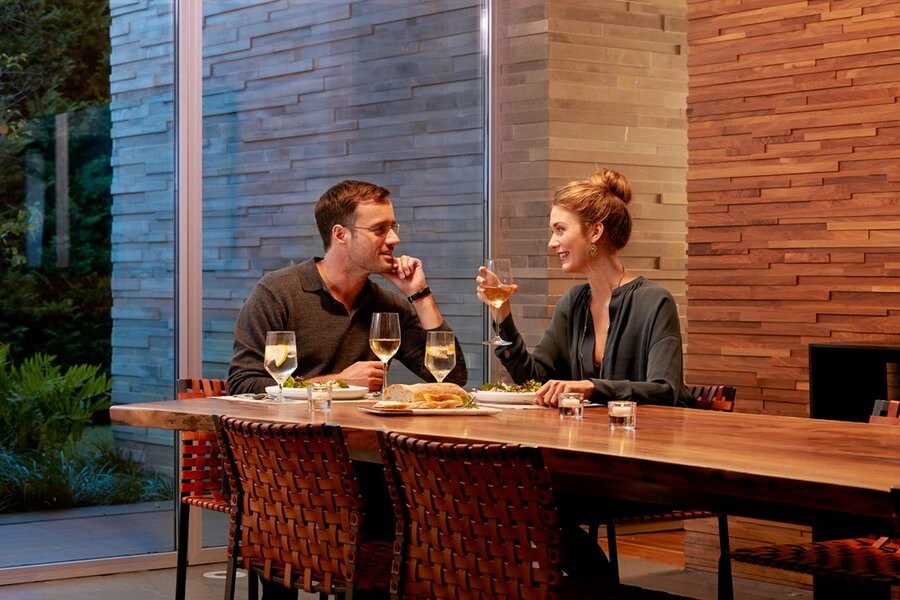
[0,343,111,454]
[0,207,30,269]
[0,344,169,513]
[0,271,111,372]
[0,443,172,513]
[0,52,29,141]
[0,1,111,121]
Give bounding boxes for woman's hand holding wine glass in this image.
[369,312,400,396]
[424,330,456,383]
[264,330,297,403]
[477,257,516,346]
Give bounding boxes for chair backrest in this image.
[689,384,736,412]
[215,417,364,596]
[177,378,229,502]
[870,400,900,425]
[378,430,565,600]
[177,377,227,399]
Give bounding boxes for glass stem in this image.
[382,360,389,395]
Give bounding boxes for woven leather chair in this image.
[378,430,571,600]
[215,417,392,600]
[173,378,247,600]
[729,409,900,588]
[590,385,737,598]
[378,432,691,600]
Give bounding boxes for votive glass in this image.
[608,400,636,430]
[308,385,333,420]
[558,392,585,421]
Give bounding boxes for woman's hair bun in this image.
[588,168,632,204]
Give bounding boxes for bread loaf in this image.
[374,382,470,409]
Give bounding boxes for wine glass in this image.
[263,331,297,403]
[482,257,514,346]
[425,331,456,383]
[369,312,401,396]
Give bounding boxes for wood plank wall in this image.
[684,0,900,581]
[685,0,900,416]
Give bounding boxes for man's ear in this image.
[332,223,349,246]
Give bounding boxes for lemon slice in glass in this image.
[268,344,290,367]
[425,345,454,359]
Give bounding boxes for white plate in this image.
[472,390,538,405]
[358,406,501,416]
[265,385,369,400]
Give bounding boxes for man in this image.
[229,179,467,394]
[228,179,467,600]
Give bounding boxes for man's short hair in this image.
[314,180,391,251]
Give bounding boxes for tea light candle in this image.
[559,396,581,407]
[610,404,633,416]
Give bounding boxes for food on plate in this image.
[284,377,349,389]
[477,379,541,393]
[373,382,474,409]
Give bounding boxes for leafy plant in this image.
[0,343,111,454]
[0,444,171,513]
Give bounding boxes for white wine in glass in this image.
[425,330,456,383]
[264,331,297,403]
[369,312,401,395]
[482,258,514,346]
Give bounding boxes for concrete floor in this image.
[0,555,812,600]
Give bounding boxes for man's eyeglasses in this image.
[345,222,400,237]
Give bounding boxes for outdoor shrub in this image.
[0,343,111,454]
[0,445,171,512]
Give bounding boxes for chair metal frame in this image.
[173,378,247,600]
[590,385,737,600]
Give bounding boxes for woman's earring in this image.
[590,243,598,258]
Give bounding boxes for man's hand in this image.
[335,361,385,392]
[383,254,427,296]
[535,379,595,407]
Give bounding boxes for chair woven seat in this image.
[729,409,900,591]
[731,536,900,584]
[613,508,716,527]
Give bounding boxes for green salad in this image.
[284,376,349,389]
[477,379,541,393]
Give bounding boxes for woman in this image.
[478,167,695,582]
[477,167,693,408]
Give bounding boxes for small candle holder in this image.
[608,400,636,430]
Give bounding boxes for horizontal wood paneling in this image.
[684,0,900,578]
[685,0,900,416]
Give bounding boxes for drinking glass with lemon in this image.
[264,331,297,403]
[424,330,456,383]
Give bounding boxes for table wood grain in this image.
[110,399,900,528]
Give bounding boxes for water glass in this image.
[608,400,636,430]
[308,385,332,419]
[558,392,585,421]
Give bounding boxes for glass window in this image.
[201,1,487,385]
[0,0,177,568]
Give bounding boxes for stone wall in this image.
[492,0,688,378]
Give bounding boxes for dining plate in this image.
[265,385,369,400]
[472,390,538,405]
[358,406,501,416]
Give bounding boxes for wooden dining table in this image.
[110,397,900,531]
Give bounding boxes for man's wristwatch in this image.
[407,286,432,303]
